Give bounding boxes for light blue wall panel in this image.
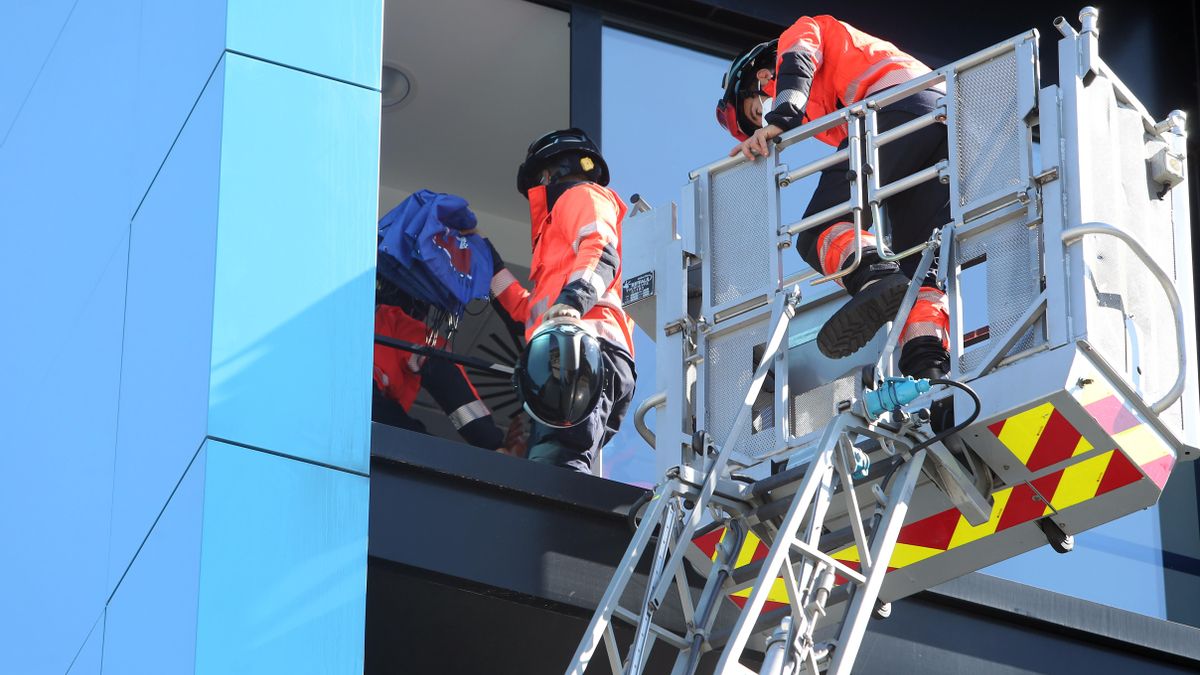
[129,0,227,215]
[109,59,226,592]
[194,441,369,674]
[208,53,379,473]
[225,0,383,90]
[103,443,206,675]
[0,0,78,140]
[0,233,128,675]
[64,612,104,675]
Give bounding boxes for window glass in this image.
[598,27,728,486]
[983,505,1169,618]
[599,26,841,485]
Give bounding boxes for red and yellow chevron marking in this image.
[1074,386,1174,490]
[692,391,1175,602]
[829,447,1144,574]
[829,393,1172,574]
[987,402,1094,473]
[691,529,789,612]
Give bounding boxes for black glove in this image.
[485,237,507,274]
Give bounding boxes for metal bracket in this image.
[923,438,993,526]
[1034,166,1060,185]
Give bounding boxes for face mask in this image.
[759,95,772,127]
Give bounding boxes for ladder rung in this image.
[726,528,866,590]
[750,456,902,525]
[791,539,866,585]
[709,580,856,651]
[611,606,691,650]
[750,440,888,498]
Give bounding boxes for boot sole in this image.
[818,274,910,359]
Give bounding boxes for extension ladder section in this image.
[575,7,1197,674]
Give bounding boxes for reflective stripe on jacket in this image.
[492,182,635,355]
[373,303,503,449]
[766,15,934,146]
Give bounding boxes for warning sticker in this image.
[623,272,655,305]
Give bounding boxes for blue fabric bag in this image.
[377,190,495,316]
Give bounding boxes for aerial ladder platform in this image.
[567,8,1199,675]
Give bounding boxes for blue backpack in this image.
[377,190,494,317]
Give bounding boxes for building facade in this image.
[2,1,1199,673]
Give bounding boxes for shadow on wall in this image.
[206,269,378,473]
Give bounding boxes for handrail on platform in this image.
[1061,222,1187,413]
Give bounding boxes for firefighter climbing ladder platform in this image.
[568,8,1199,675]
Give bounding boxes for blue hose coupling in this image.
[864,377,932,419]
[850,446,870,480]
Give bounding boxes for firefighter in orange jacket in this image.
[490,128,637,474]
[372,280,512,452]
[717,16,950,380]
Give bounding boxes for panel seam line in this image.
[207,435,370,477]
[129,52,226,222]
[105,438,208,605]
[0,0,84,151]
[224,48,381,92]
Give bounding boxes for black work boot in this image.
[901,337,952,431]
[899,336,950,380]
[817,254,908,359]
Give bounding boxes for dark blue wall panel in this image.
[109,58,225,592]
[0,0,137,645]
[64,613,104,675]
[0,1,381,671]
[0,0,137,386]
[128,0,227,216]
[0,233,128,675]
[0,0,78,142]
[103,442,206,675]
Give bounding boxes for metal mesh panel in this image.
[708,161,773,307]
[790,376,856,442]
[954,51,1024,208]
[704,317,777,459]
[958,215,1043,373]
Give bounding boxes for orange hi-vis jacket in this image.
[766,15,935,146]
[373,304,435,410]
[491,182,635,355]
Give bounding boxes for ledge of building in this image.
[925,573,1200,665]
[369,423,1200,668]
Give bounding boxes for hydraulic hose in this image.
[880,378,982,492]
[627,490,654,533]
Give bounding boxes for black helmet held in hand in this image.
[516,128,610,197]
[514,318,605,428]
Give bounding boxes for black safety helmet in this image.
[514,318,605,428]
[716,40,778,141]
[516,128,610,198]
